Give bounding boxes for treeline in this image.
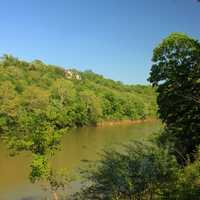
[0,55,157,129]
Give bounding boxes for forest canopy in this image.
[0,54,157,129]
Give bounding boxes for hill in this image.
[0,54,157,130]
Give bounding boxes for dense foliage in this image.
[0,55,156,189]
[73,142,178,200]
[74,33,200,200]
[0,55,157,129]
[148,33,200,161]
[73,142,200,200]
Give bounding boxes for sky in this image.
[0,0,200,84]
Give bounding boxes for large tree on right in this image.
[148,33,200,162]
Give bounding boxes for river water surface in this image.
[0,120,161,200]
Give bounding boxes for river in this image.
[0,120,161,200]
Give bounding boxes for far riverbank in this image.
[97,118,158,127]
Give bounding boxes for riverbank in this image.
[97,118,157,127]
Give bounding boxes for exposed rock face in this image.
[64,69,81,80]
[75,74,81,80]
[64,69,73,79]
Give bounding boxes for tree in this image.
[79,90,102,125]
[73,142,178,200]
[174,159,200,200]
[0,84,68,199]
[148,33,200,161]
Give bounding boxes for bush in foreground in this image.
[72,141,178,200]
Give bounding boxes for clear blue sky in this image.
[0,0,200,84]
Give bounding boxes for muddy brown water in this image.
[0,120,162,200]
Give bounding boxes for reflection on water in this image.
[0,120,162,200]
